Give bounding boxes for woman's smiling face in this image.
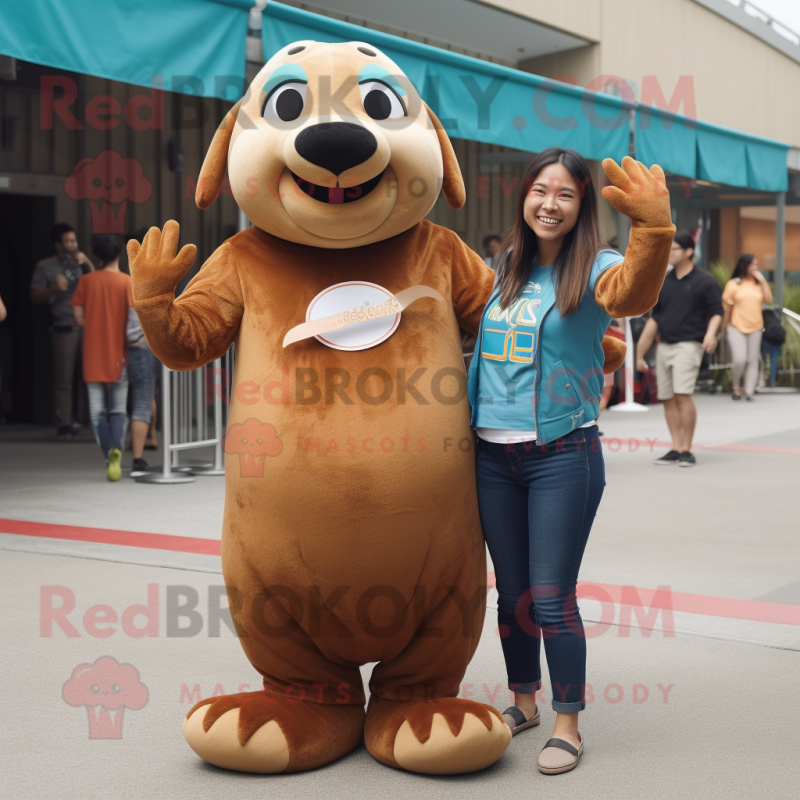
[522,161,582,249]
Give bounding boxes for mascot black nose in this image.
[295,122,377,176]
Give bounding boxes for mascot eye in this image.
[359,81,406,120]
[262,82,307,122]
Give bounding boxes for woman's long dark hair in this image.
[732,254,755,281]
[496,147,604,316]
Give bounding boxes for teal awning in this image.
[0,0,253,100]
[636,107,789,192]
[262,2,789,193]
[261,2,631,163]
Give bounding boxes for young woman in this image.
[467,149,674,774]
[723,254,773,400]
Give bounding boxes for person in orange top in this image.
[722,255,773,401]
[71,235,133,480]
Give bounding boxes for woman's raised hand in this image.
[601,156,672,229]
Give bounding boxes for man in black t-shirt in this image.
[636,231,723,467]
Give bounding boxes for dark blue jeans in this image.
[761,340,781,388]
[87,370,128,461]
[127,347,159,423]
[476,427,605,712]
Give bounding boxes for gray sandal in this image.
[501,705,540,736]
[537,734,583,774]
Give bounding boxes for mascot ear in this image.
[423,101,466,210]
[196,98,243,210]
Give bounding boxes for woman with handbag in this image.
[723,255,773,400]
[468,149,674,774]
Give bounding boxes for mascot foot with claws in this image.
[364,696,511,775]
[184,692,365,773]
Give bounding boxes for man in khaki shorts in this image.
[636,231,723,467]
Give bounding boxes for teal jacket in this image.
[467,250,622,445]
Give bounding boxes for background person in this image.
[482,234,502,270]
[598,319,625,425]
[464,233,504,366]
[126,228,162,476]
[635,231,723,467]
[131,227,160,452]
[126,306,159,477]
[760,305,786,388]
[470,150,674,775]
[723,255,773,400]
[71,235,133,481]
[145,398,159,450]
[30,223,94,437]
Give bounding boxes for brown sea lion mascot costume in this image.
[128,41,638,775]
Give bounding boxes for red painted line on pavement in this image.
[0,518,221,556]
[703,443,800,455]
[576,580,800,627]
[611,438,800,456]
[3,519,797,627]
[488,572,800,626]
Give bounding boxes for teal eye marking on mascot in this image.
[263,63,309,95]
[358,64,407,96]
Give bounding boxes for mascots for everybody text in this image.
[129,40,635,775]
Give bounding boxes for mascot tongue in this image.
[291,171,385,205]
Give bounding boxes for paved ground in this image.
[1,391,799,798]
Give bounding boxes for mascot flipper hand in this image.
[128,41,624,777]
[595,156,675,318]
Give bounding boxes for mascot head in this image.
[196,41,465,248]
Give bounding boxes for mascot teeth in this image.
[291,170,384,204]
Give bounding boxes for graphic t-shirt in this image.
[475,262,552,433]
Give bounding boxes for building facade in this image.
[1,0,798,421]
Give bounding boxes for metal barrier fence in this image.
[135,347,234,484]
[709,328,732,373]
[783,307,800,336]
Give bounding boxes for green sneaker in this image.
[107,448,122,482]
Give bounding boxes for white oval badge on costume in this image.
[305,281,400,351]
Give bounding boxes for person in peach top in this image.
[722,255,773,400]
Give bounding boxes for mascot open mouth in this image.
[290,170,384,204]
